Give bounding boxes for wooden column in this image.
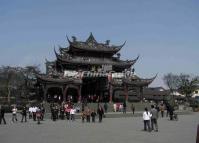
[140,86,144,102]
[43,85,47,102]
[124,84,128,102]
[61,86,64,102]
[108,72,112,103]
[78,85,82,103]
[109,84,113,103]
[63,86,68,102]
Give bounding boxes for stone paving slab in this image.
[2,110,193,120]
[0,113,198,143]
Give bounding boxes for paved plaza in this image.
[0,113,198,143]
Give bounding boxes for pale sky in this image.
[0,0,199,87]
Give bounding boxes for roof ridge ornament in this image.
[121,41,126,47]
[136,55,140,61]
[86,32,97,44]
[142,74,158,82]
[105,40,110,45]
[111,41,126,50]
[45,58,49,63]
[72,36,77,42]
[153,73,158,80]
[54,46,59,58]
[66,35,72,44]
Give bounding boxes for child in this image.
[36,107,41,124]
[91,109,97,123]
[81,111,86,123]
[86,108,91,122]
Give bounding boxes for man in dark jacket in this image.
[104,103,108,113]
[150,105,158,132]
[0,105,6,124]
[97,105,104,123]
[21,106,27,122]
[123,101,127,114]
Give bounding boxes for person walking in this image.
[52,106,57,121]
[12,105,18,122]
[97,105,104,123]
[169,106,174,120]
[70,106,76,121]
[131,104,135,115]
[143,107,151,132]
[86,107,91,122]
[166,104,170,117]
[32,106,37,121]
[123,101,127,114]
[81,110,86,123]
[160,104,165,118]
[60,105,65,120]
[150,105,158,132]
[91,109,97,123]
[21,106,27,122]
[40,105,45,121]
[36,107,41,124]
[104,103,108,113]
[28,106,33,119]
[0,105,6,124]
[54,105,59,120]
[113,103,117,112]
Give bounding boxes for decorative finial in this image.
[106,40,110,45]
[117,53,121,59]
[72,36,77,42]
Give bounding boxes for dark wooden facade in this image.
[36,33,156,103]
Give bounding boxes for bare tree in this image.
[0,66,24,104]
[0,65,41,105]
[178,74,199,101]
[164,73,199,105]
[163,73,181,106]
[21,65,40,101]
[163,73,181,92]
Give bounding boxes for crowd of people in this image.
[49,102,105,123]
[113,101,127,113]
[142,102,179,132]
[142,105,159,132]
[28,105,45,124]
[0,104,45,125]
[0,101,178,133]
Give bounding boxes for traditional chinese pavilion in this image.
[36,33,156,103]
